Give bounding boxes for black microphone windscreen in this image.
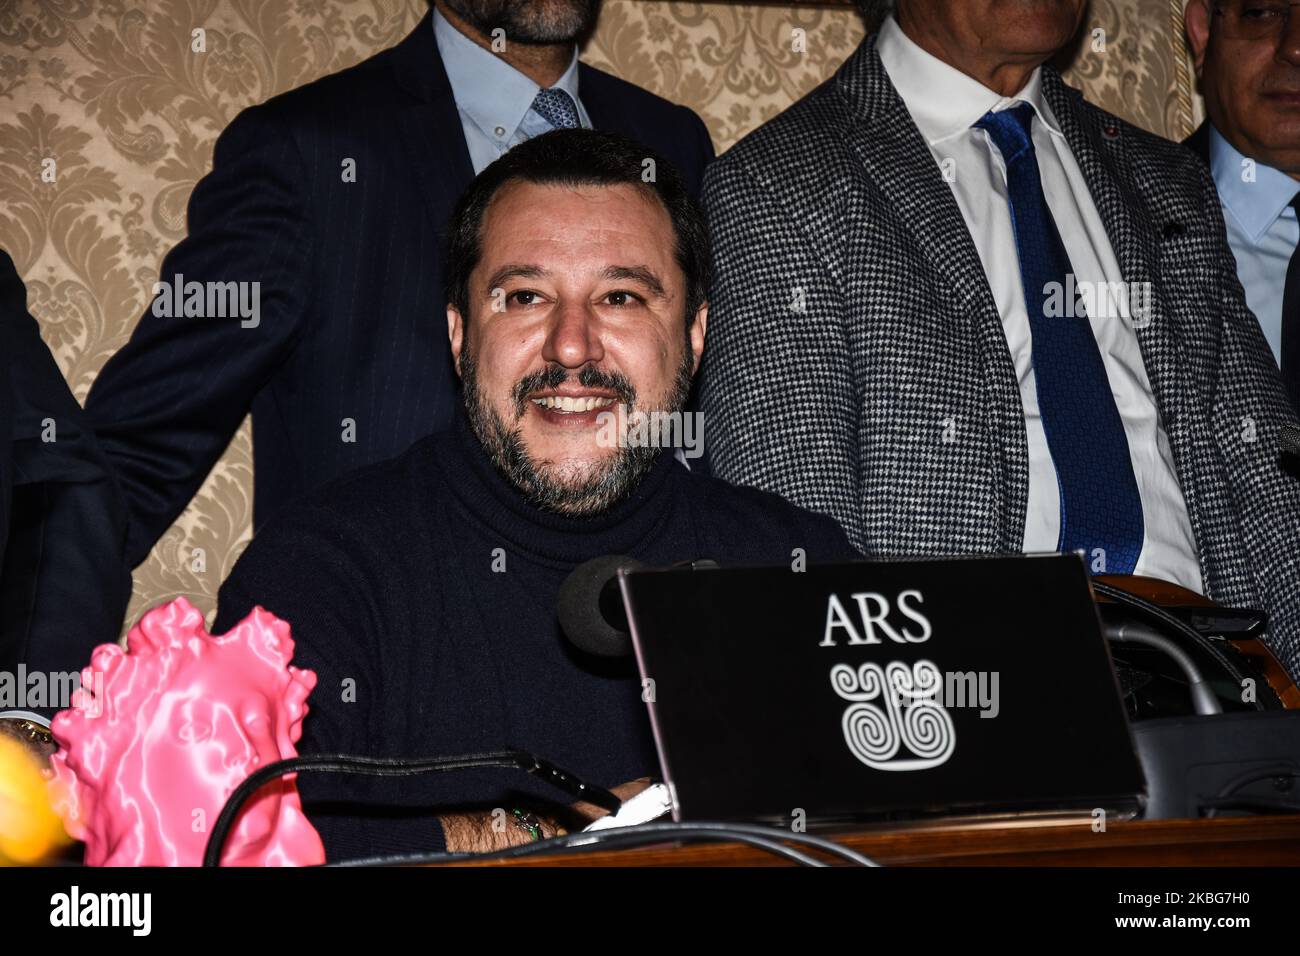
[557,554,644,658]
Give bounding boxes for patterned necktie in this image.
[531,87,580,130]
[1279,194,1300,411]
[974,103,1144,574]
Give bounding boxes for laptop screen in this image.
[619,554,1144,823]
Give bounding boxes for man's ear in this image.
[447,305,465,377]
[689,302,708,376]
[1185,0,1210,79]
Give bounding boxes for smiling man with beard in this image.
[211,129,856,862]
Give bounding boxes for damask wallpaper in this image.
[0,0,1200,636]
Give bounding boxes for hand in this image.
[438,806,568,854]
[437,777,652,853]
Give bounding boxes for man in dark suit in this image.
[700,0,1300,674]
[84,1,714,573]
[1185,0,1300,411]
[0,250,130,744]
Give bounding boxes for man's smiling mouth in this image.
[529,394,618,413]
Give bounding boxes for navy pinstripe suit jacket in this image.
[85,12,715,569]
[0,251,129,692]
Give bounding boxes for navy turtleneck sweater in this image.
[213,412,856,861]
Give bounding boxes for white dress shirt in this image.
[1208,124,1299,366]
[876,17,1203,591]
[433,8,592,175]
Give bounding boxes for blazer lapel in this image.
[1045,73,1202,410]
[1043,70,1225,589]
[578,63,619,130]
[1043,74,1178,385]
[579,63,658,142]
[836,37,1028,554]
[390,12,477,235]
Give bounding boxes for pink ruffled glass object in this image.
[47,597,325,866]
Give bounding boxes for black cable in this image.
[334,828,822,867]
[519,827,829,866]
[1200,764,1300,818]
[524,821,879,866]
[328,820,881,867]
[203,749,618,867]
[1216,763,1300,797]
[1199,797,1300,816]
[205,749,881,867]
[1092,581,1261,711]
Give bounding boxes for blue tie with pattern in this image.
[531,87,580,130]
[974,103,1144,574]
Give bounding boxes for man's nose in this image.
[541,299,604,369]
[1279,7,1300,65]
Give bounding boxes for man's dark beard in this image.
[459,340,695,517]
[442,0,600,44]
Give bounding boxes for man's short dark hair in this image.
[444,128,710,326]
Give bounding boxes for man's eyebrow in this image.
[484,264,549,292]
[601,265,667,298]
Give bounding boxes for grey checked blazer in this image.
[700,34,1300,675]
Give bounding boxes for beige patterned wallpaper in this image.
[0,0,1199,636]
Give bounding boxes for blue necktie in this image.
[974,103,1144,574]
[531,87,580,130]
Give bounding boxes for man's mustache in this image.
[511,365,638,417]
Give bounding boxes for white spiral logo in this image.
[831,659,955,771]
[831,663,898,765]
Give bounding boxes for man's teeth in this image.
[531,396,616,412]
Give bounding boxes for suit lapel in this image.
[1046,75,1199,398]
[579,64,656,142]
[390,12,476,235]
[1043,71,1223,589]
[578,63,619,130]
[836,38,1028,553]
[1042,73,1178,387]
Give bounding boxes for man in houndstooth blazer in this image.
[700,3,1300,675]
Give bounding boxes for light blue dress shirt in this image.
[1209,125,1300,366]
[433,8,592,175]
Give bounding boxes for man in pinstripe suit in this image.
[83,2,714,577]
[0,250,129,741]
[700,0,1300,675]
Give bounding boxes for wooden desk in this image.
[458,814,1300,866]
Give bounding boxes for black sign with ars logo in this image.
[619,554,1144,823]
